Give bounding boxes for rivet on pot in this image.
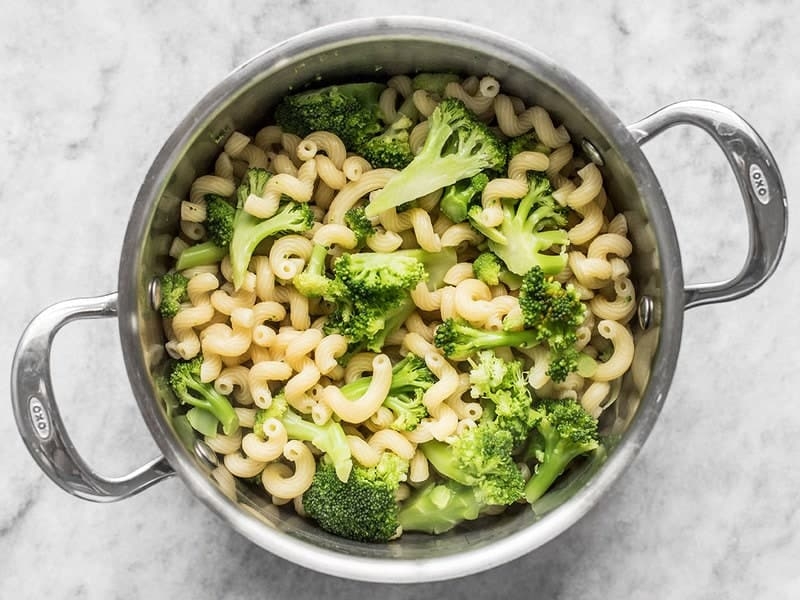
[193,439,219,468]
[581,139,605,166]
[638,296,654,330]
[148,277,162,313]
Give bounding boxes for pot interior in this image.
[121,19,680,575]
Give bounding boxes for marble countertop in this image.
[2,1,798,598]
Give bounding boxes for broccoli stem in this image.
[420,441,473,487]
[175,240,228,271]
[524,446,574,503]
[181,377,239,435]
[282,409,352,482]
[398,481,483,535]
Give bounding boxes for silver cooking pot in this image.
[11,17,787,582]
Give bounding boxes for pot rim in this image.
[117,16,684,582]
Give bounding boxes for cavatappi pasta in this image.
[160,73,638,542]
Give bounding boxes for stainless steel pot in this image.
[11,17,787,583]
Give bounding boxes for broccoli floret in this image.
[274,82,386,151]
[302,452,408,542]
[517,266,586,382]
[229,168,314,289]
[337,354,433,431]
[524,398,600,503]
[468,173,570,276]
[158,272,189,318]
[254,393,353,482]
[398,480,485,535]
[365,99,506,217]
[293,243,337,299]
[333,251,426,302]
[440,172,490,223]
[433,318,539,361]
[468,351,536,447]
[411,72,462,96]
[175,240,228,272]
[205,194,235,247]
[343,206,376,247]
[323,248,457,352]
[360,116,415,170]
[471,252,522,289]
[507,131,551,158]
[169,357,239,435]
[422,421,524,506]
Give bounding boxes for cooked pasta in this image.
[159,72,641,544]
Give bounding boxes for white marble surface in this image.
[2,1,798,598]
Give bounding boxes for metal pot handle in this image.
[10,292,174,502]
[628,100,788,309]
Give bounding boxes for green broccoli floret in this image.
[293,243,337,299]
[302,452,408,542]
[333,251,426,302]
[398,480,485,535]
[468,173,569,276]
[274,82,386,151]
[507,131,551,158]
[229,168,314,289]
[471,252,522,289]
[440,172,490,223]
[517,266,586,382]
[323,248,457,352]
[205,194,235,247]
[254,393,353,482]
[175,240,228,272]
[158,272,189,318]
[524,398,599,503]
[360,115,415,170]
[337,354,433,431]
[169,357,239,436]
[433,318,539,361]
[422,421,525,506]
[343,206,376,247]
[365,98,507,217]
[468,351,536,447]
[411,72,462,96]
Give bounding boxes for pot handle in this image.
[628,100,787,309]
[10,292,174,502]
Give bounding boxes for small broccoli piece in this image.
[398,480,485,535]
[412,72,462,96]
[254,393,353,482]
[468,173,570,276]
[507,131,551,158]
[337,354,433,431]
[333,251,426,303]
[302,452,408,542]
[343,206,376,247]
[468,351,536,447]
[158,272,189,318]
[365,99,506,217]
[524,398,599,503]
[169,357,238,435]
[422,421,525,506]
[274,82,386,151]
[360,116,415,170]
[433,318,539,361]
[229,168,314,290]
[440,172,490,223]
[471,252,522,289]
[323,248,457,352]
[175,240,228,272]
[205,194,235,248]
[517,266,586,382]
[293,243,337,299]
